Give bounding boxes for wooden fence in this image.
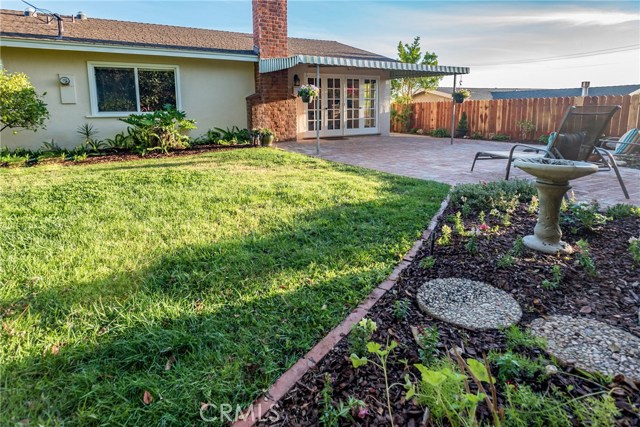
[392,94,640,139]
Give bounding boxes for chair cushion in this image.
[615,128,640,155]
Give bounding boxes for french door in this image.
[304,75,378,138]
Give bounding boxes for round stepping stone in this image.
[530,315,640,381]
[416,278,522,330]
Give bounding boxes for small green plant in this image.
[478,210,486,224]
[393,299,411,320]
[430,128,450,138]
[415,325,439,365]
[575,239,597,277]
[40,139,63,153]
[437,225,452,246]
[542,265,563,290]
[448,211,467,236]
[512,236,525,257]
[465,234,478,254]
[488,350,547,383]
[72,152,88,162]
[629,237,640,265]
[527,195,539,214]
[77,123,105,153]
[504,325,546,351]
[471,132,484,139]
[497,253,515,268]
[319,374,368,426]
[516,120,536,140]
[350,340,398,427]
[419,256,436,270]
[349,318,377,357]
[606,203,640,219]
[501,212,512,227]
[406,356,500,427]
[538,133,551,145]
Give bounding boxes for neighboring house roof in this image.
[491,85,640,99]
[436,85,640,101]
[437,87,526,101]
[413,89,451,98]
[0,9,391,61]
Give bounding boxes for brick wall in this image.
[247,64,297,141]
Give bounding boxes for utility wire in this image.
[471,44,639,67]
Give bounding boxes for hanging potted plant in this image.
[453,88,470,104]
[455,112,469,138]
[260,128,276,147]
[298,84,319,103]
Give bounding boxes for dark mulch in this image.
[257,204,640,426]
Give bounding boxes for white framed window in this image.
[87,62,181,117]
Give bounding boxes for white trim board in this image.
[0,37,258,62]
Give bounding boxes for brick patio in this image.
[278,134,639,207]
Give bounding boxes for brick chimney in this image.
[247,0,297,141]
[252,0,288,58]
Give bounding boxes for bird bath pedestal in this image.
[513,158,598,255]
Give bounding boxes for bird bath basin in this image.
[514,158,598,254]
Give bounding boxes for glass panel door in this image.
[324,77,342,136]
[345,78,360,133]
[363,79,377,129]
[306,77,321,133]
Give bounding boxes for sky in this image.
[4,0,639,89]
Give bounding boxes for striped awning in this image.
[259,55,470,78]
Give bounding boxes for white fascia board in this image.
[0,37,258,62]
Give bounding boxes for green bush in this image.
[430,128,450,138]
[488,351,547,383]
[450,180,536,214]
[606,203,640,219]
[491,134,511,141]
[120,105,196,154]
[471,132,484,139]
[0,69,49,134]
[562,201,609,232]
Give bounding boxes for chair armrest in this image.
[508,143,550,157]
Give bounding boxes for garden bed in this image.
[257,184,640,426]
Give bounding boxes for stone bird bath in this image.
[513,158,598,254]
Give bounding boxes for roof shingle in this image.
[0,9,391,60]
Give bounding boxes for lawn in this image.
[0,148,448,426]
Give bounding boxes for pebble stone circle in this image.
[416,278,522,331]
[530,315,640,381]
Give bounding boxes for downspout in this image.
[450,74,457,145]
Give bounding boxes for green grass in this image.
[0,148,448,426]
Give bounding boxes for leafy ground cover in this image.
[0,148,448,426]
[259,182,640,426]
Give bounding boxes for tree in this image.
[0,69,49,133]
[391,37,442,104]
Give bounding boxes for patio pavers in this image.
[279,134,639,207]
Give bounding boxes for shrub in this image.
[606,203,640,219]
[393,299,410,320]
[491,133,510,141]
[471,132,484,139]
[77,123,105,153]
[120,105,196,154]
[457,112,468,132]
[0,69,49,134]
[415,325,439,365]
[430,128,450,138]
[516,120,535,140]
[419,256,435,269]
[629,237,640,265]
[450,180,536,214]
[562,201,609,232]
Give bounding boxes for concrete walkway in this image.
[279,134,639,207]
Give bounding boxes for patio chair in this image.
[470,105,629,198]
[598,128,640,156]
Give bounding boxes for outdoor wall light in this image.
[293,74,300,87]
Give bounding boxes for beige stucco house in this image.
[0,2,468,150]
[411,88,452,103]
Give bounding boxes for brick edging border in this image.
[232,196,450,427]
